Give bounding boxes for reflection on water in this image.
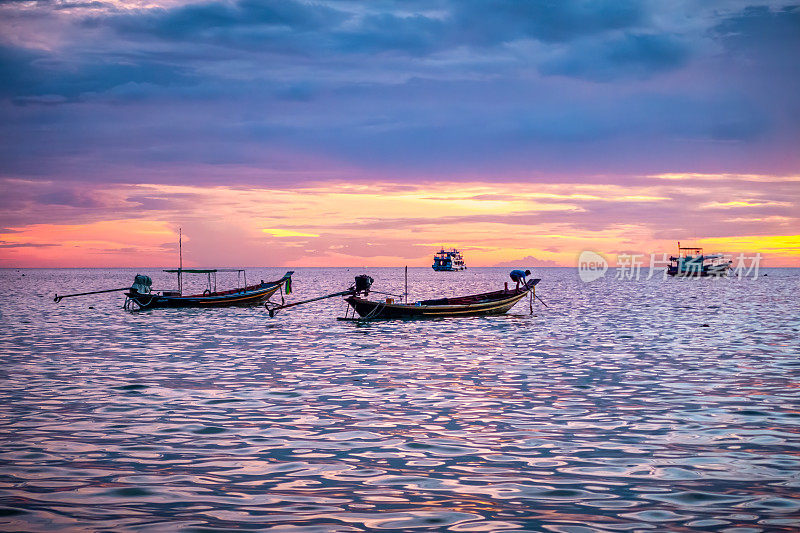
[1,267,799,532]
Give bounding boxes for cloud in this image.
[100,0,644,54]
[336,13,447,56]
[712,5,800,131]
[0,241,57,248]
[103,0,348,52]
[715,5,800,51]
[494,256,560,267]
[0,43,197,101]
[452,0,643,45]
[124,193,205,210]
[0,45,45,97]
[0,1,798,186]
[54,2,111,11]
[35,188,102,207]
[540,33,690,81]
[1,178,798,266]
[1,2,798,266]
[262,228,319,238]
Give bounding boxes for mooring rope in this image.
[357,300,386,322]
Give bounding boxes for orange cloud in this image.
[1,179,798,267]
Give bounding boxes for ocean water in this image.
[1,267,799,532]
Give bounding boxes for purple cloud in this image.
[0,0,798,221]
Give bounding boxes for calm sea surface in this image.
[1,267,799,532]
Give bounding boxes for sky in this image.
[1,0,798,267]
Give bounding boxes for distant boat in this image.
[667,243,731,277]
[342,274,540,319]
[432,248,467,271]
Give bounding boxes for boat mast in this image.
[405,265,408,304]
[179,227,183,295]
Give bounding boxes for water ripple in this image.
[1,267,799,531]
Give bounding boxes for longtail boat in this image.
[123,270,294,311]
[54,269,293,311]
[53,229,294,311]
[342,275,541,320]
[265,271,545,320]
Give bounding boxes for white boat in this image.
[667,243,731,277]
[432,248,467,271]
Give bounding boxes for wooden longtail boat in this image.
[53,230,295,311]
[124,270,293,311]
[343,278,540,320]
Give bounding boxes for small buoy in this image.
[702,324,710,327]
[88,306,94,309]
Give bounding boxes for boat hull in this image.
[125,279,286,310]
[345,279,539,319]
[667,264,731,277]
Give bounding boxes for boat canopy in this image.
[163,268,245,273]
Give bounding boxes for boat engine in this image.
[353,274,373,295]
[130,274,152,294]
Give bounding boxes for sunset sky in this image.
[1,1,798,267]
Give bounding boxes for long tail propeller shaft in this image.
[54,287,129,303]
[268,289,354,317]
